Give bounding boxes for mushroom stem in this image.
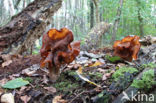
[48,64,60,82]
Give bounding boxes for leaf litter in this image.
[0,44,155,103]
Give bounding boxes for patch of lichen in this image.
[131,69,156,90]
[112,66,138,81]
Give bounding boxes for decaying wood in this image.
[0,0,62,55]
[112,68,150,103]
[92,44,156,103]
[139,35,156,46]
[81,22,111,51]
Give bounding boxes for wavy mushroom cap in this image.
[40,28,80,68]
[113,35,141,61]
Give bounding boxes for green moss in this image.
[52,71,79,92]
[67,71,77,76]
[112,66,138,81]
[142,63,156,69]
[53,80,79,92]
[96,90,110,103]
[105,55,121,62]
[24,77,33,83]
[131,69,156,90]
[88,72,103,80]
[66,71,80,81]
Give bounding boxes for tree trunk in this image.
[90,0,94,29]
[111,0,124,43]
[8,0,15,16]
[136,0,144,37]
[81,22,111,51]
[15,0,21,10]
[92,0,100,24]
[0,0,62,55]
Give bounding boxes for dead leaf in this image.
[0,78,8,86]
[0,87,4,95]
[12,73,20,77]
[102,75,107,81]
[89,60,103,67]
[2,60,12,67]
[77,66,83,74]
[52,95,68,103]
[97,68,106,73]
[1,54,11,61]
[102,70,115,81]
[16,86,27,95]
[22,64,40,76]
[84,60,92,67]
[73,63,81,69]
[20,95,31,103]
[8,75,16,80]
[66,63,81,70]
[22,69,36,76]
[44,86,56,94]
[117,63,125,68]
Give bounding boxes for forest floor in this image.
[0,45,156,103]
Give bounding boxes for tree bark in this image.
[81,22,111,51]
[8,0,15,16]
[15,0,21,10]
[111,0,124,43]
[136,0,144,37]
[90,0,94,29]
[92,0,100,24]
[0,0,62,55]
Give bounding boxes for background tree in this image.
[111,0,124,43]
[136,0,144,36]
[90,0,94,29]
[0,0,155,53]
[92,0,100,24]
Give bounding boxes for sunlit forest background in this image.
[0,0,156,53]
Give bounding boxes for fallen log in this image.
[0,0,62,55]
[92,44,156,103]
[112,68,152,103]
[139,35,156,46]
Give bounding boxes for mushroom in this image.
[113,35,141,62]
[40,28,80,81]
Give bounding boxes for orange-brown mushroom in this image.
[113,35,141,62]
[40,28,80,81]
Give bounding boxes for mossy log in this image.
[0,0,62,55]
[93,44,156,103]
[112,68,152,103]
